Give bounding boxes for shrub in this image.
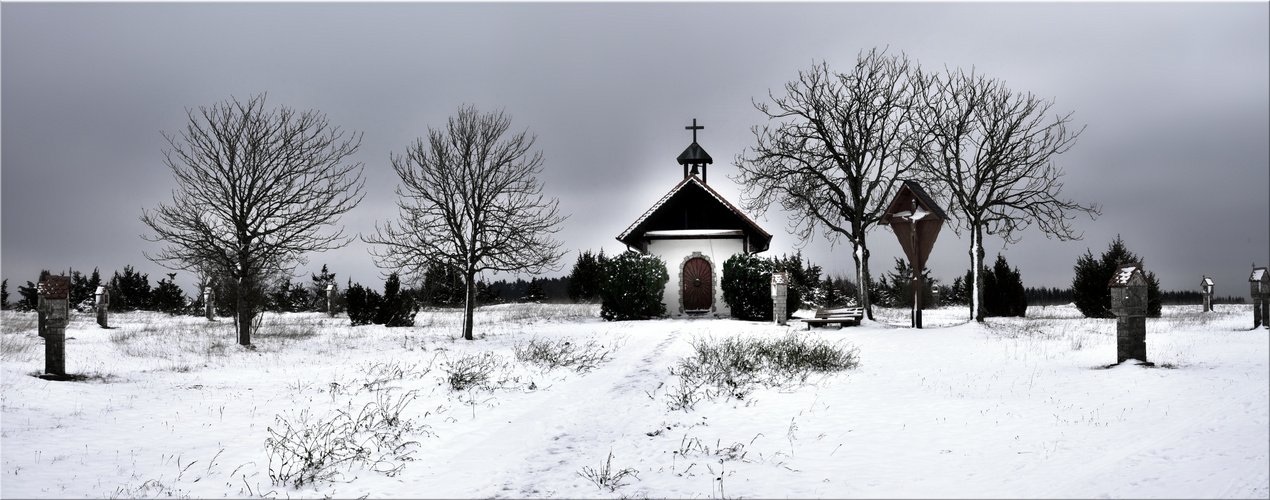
[578,450,639,492]
[721,254,799,321]
[440,352,506,391]
[599,251,669,321]
[513,337,613,373]
[345,281,380,326]
[1072,235,1161,318]
[667,333,859,411]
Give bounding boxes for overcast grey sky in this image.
[3,2,1268,299]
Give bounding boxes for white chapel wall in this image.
[646,237,745,318]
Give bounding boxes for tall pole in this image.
[911,199,922,329]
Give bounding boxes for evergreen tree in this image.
[983,254,1026,317]
[269,280,294,312]
[599,251,668,321]
[774,251,819,309]
[151,273,187,315]
[521,278,548,303]
[377,273,416,327]
[721,254,799,321]
[109,266,152,312]
[309,265,338,312]
[345,281,381,326]
[422,260,464,307]
[875,258,937,308]
[1072,235,1162,318]
[567,249,604,303]
[475,280,501,305]
[16,270,51,312]
[286,285,313,313]
[0,279,8,310]
[69,270,93,311]
[822,275,844,308]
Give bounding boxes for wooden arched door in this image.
[682,257,713,312]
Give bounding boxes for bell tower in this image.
[677,118,713,184]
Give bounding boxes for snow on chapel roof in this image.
[1252,267,1268,281]
[1108,263,1144,287]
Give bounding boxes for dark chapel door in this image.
[682,257,712,312]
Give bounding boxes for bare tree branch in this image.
[915,67,1101,322]
[731,48,928,319]
[364,105,568,340]
[141,94,365,344]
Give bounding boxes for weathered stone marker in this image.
[203,286,216,321]
[771,272,788,326]
[37,275,72,380]
[94,285,110,328]
[1250,266,1268,329]
[326,283,337,317]
[1109,263,1148,364]
[1200,276,1214,313]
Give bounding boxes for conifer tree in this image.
[567,250,604,303]
[1072,235,1161,318]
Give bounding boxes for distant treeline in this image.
[1024,286,1245,307]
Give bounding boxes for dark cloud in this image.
[3,3,1266,299]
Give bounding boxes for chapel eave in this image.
[616,175,771,254]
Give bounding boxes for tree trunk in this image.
[236,276,252,346]
[853,241,874,321]
[970,225,986,323]
[462,272,477,341]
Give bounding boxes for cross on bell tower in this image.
[677,118,714,183]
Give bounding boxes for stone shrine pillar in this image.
[94,285,110,328]
[203,286,216,321]
[37,275,72,380]
[1200,276,1214,313]
[326,283,337,317]
[1109,263,1148,364]
[1250,267,1268,329]
[771,272,788,326]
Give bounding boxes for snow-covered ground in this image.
[2,303,1266,498]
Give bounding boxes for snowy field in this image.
[2,303,1267,498]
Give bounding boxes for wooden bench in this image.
[801,307,864,329]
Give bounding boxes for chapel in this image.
[616,120,772,317]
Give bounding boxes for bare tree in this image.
[732,48,927,319]
[365,105,567,340]
[142,94,365,345]
[914,68,1100,322]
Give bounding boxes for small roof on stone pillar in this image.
[1108,263,1146,288]
[1252,267,1268,283]
[1200,276,1214,287]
